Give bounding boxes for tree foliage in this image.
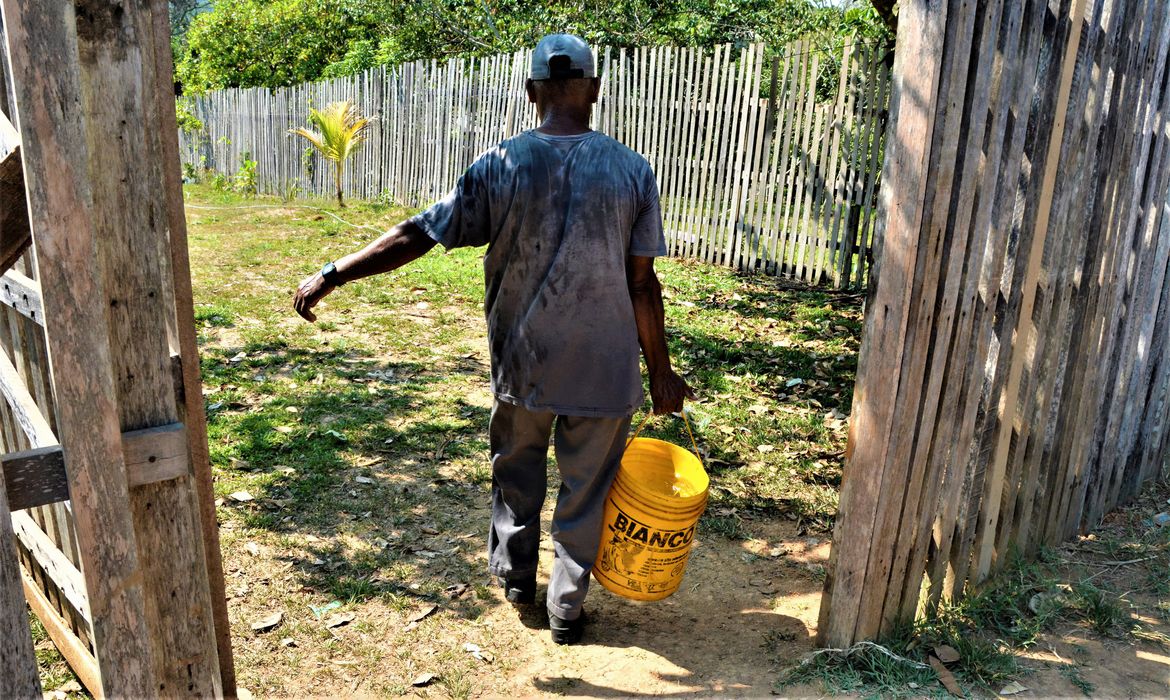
[177,0,892,94]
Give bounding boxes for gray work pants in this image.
[487,400,631,621]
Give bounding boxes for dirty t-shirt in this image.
[410,129,666,418]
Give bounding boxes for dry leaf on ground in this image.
[411,673,437,687]
[324,612,355,628]
[408,604,438,623]
[929,656,964,697]
[250,611,283,633]
[934,644,961,664]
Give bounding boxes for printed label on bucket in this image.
[595,502,695,595]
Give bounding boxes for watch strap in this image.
[321,261,342,286]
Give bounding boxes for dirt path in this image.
[486,515,827,698]
[229,497,830,699]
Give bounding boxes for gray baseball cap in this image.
[530,33,596,80]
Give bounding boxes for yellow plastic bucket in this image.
[593,414,709,601]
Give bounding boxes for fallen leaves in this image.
[933,644,960,664]
[928,655,964,697]
[324,612,355,629]
[403,604,439,631]
[250,611,283,633]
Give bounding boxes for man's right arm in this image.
[293,220,436,322]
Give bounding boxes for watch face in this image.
[322,262,338,284]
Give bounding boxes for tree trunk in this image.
[334,160,344,208]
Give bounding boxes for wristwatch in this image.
[321,261,342,287]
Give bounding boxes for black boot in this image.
[549,609,586,645]
[497,574,536,605]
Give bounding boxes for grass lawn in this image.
[182,183,861,696]
[28,184,1170,699]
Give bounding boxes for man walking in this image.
[293,33,692,645]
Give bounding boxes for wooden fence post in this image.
[146,0,236,693]
[0,0,158,693]
[1,1,227,695]
[0,466,40,698]
[816,0,950,648]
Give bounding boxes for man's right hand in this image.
[649,369,695,415]
[293,272,334,322]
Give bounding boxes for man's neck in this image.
[535,107,592,136]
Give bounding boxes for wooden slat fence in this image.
[819,0,1170,647]
[0,252,103,691]
[181,40,891,289]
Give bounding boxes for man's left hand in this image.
[649,370,695,415]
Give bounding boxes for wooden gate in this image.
[0,1,234,696]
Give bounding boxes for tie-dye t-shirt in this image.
[411,129,666,417]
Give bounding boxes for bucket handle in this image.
[627,408,703,464]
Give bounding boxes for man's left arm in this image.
[627,255,694,414]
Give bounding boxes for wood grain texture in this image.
[0,0,157,687]
[0,110,30,274]
[21,569,100,698]
[11,510,88,620]
[143,3,235,686]
[2,445,65,510]
[0,269,41,324]
[0,343,51,446]
[71,0,222,694]
[820,0,1170,644]
[816,0,950,647]
[0,465,41,698]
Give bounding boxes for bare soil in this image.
[233,501,830,699]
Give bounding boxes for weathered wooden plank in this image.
[0,269,43,328]
[992,0,1105,563]
[881,0,1008,627]
[817,0,951,647]
[852,0,982,638]
[855,57,891,288]
[770,44,810,275]
[1082,1,1170,526]
[990,0,1116,567]
[21,569,100,698]
[791,54,821,281]
[2,445,64,511]
[1,421,193,513]
[2,0,201,695]
[11,510,87,619]
[0,464,41,698]
[1039,0,1140,544]
[143,1,234,691]
[941,0,1081,591]
[0,111,30,275]
[0,0,158,685]
[0,343,52,447]
[89,2,225,695]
